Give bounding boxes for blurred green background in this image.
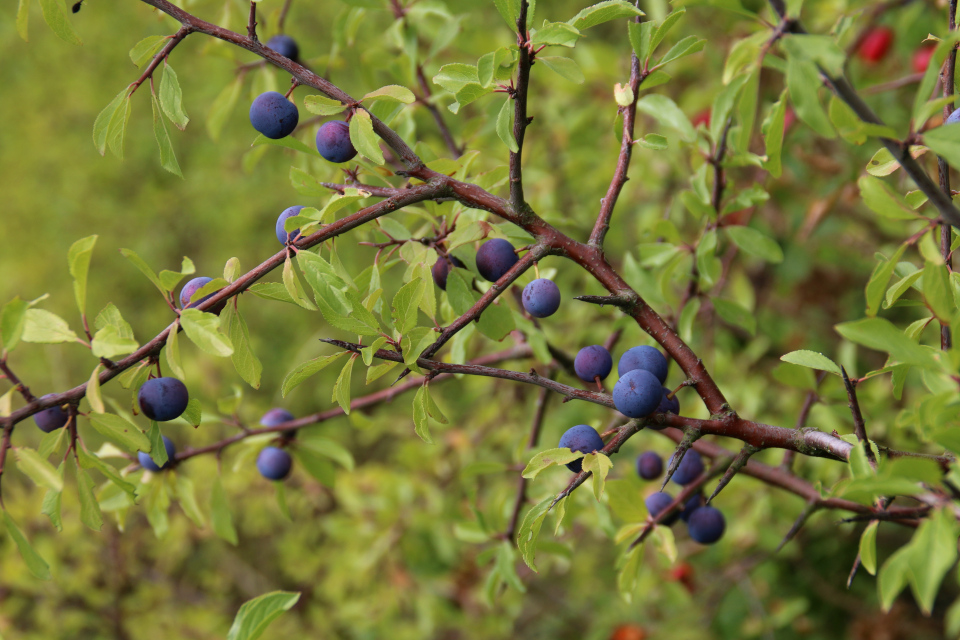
[0,0,954,638]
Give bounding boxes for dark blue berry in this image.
[618,345,668,383]
[558,424,605,473]
[33,394,68,433]
[668,449,704,486]
[475,238,518,282]
[574,345,613,383]
[257,446,293,480]
[522,279,561,318]
[680,493,704,522]
[276,205,305,244]
[138,435,176,472]
[250,91,299,139]
[266,34,299,62]
[612,369,662,418]
[316,121,357,163]
[636,451,663,480]
[687,505,725,544]
[656,387,680,415]
[138,377,189,422]
[431,255,465,290]
[645,491,679,525]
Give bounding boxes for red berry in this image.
[691,109,711,128]
[858,27,894,63]
[912,46,936,74]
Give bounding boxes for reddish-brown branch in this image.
[509,1,532,211]
[781,371,826,471]
[940,1,958,350]
[0,358,37,403]
[247,1,258,41]
[841,366,877,468]
[128,25,193,96]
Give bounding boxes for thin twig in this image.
[840,366,877,469]
[505,385,551,540]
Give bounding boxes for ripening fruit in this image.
[249,91,299,139]
[644,491,679,525]
[686,505,726,544]
[680,492,704,523]
[691,109,710,128]
[574,345,613,383]
[558,424,605,473]
[316,120,357,163]
[613,369,662,418]
[138,435,176,472]
[522,278,561,318]
[912,45,936,74]
[431,255,465,290]
[260,408,295,427]
[656,387,680,415]
[179,276,225,312]
[475,238,518,282]
[257,446,293,480]
[266,34,299,63]
[276,205,305,244]
[618,345,668,384]
[33,395,69,433]
[138,377,189,422]
[668,449,704,486]
[858,27,894,63]
[636,451,663,480]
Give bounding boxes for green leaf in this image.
[492,0,521,29]
[220,305,262,389]
[516,496,553,572]
[605,479,648,523]
[865,244,907,317]
[93,89,128,156]
[567,1,643,31]
[413,385,433,443]
[297,438,355,471]
[785,54,834,139]
[77,448,137,497]
[157,256,196,292]
[14,447,64,492]
[129,36,166,68]
[392,278,425,335]
[21,309,78,344]
[91,324,139,358]
[537,56,584,84]
[362,85,415,104]
[713,298,756,335]
[348,109,384,165]
[291,447,336,486]
[922,124,960,171]
[175,474,205,528]
[636,95,695,142]
[179,308,234,357]
[522,447,584,480]
[180,398,202,427]
[76,468,103,531]
[281,352,348,397]
[858,176,919,220]
[779,350,841,375]
[210,476,238,545]
[476,301,515,341]
[922,263,954,323]
[207,77,242,142]
[763,90,787,177]
[496,97,519,153]
[651,9,686,54]
[86,365,104,413]
[106,94,132,159]
[151,94,183,177]
[332,356,355,414]
[159,63,189,130]
[17,0,30,42]
[303,94,346,116]
[226,591,301,640]
[907,508,959,615]
[581,452,613,500]
[835,317,938,369]
[724,226,783,263]
[531,21,581,48]
[119,248,165,295]
[67,235,97,318]
[88,412,152,453]
[656,36,705,68]
[781,34,845,77]
[38,0,81,45]
[859,521,879,575]
[1,297,29,352]
[164,325,185,380]
[628,21,654,62]
[41,486,62,532]
[3,511,51,580]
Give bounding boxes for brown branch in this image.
[416,65,463,158]
[247,1,258,41]
[128,25,193,96]
[0,358,37,403]
[276,0,294,33]
[589,36,645,247]
[941,1,957,350]
[509,0,532,211]
[840,366,877,469]
[781,371,826,471]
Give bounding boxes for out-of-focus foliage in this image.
[1,0,960,638]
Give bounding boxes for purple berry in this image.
[266,34,299,62]
[250,91,299,139]
[33,394,68,433]
[179,277,219,310]
[680,492,704,522]
[260,408,295,427]
[138,435,176,472]
[574,345,613,383]
[276,205,305,244]
[431,255,465,290]
[316,120,357,163]
[138,377,189,422]
[947,108,960,125]
[257,446,293,480]
[687,505,725,544]
[475,238,518,282]
[558,424,605,473]
[668,449,704,486]
[522,278,561,318]
[656,387,680,415]
[618,345,668,384]
[645,491,679,525]
[636,451,663,480]
[613,369,662,418]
